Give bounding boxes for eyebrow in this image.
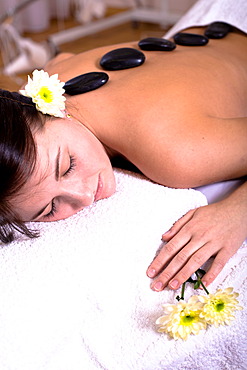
[30,147,61,220]
[55,147,61,181]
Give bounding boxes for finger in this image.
[162,208,196,241]
[150,240,209,291]
[201,248,235,287]
[167,243,213,290]
[146,232,191,279]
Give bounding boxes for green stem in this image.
[176,281,186,301]
[195,271,210,295]
[180,281,186,300]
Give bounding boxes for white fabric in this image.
[0,169,246,370]
[196,179,245,204]
[164,0,247,38]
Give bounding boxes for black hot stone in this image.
[174,32,209,46]
[138,37,176,51]
[64,72,109,95]
[204,22,232,39]
[100,48,145,71]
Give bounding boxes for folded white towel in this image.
[0,169,246,370]
[165,0,247,38]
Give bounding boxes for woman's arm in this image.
[147,180,247,291]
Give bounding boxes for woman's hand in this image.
[146,188,247,291]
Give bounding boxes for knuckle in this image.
[213,259,226,272]
[154,259,165,270]
[165,241,177,255]
[175,251,188,264]
[190,253,204,266]
[172,218,181,228]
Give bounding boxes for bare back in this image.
[45,27,247,187]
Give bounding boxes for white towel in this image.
[165,0,247,39]
[0,169,246,370]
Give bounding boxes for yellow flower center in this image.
[38,86,53,103]
[214,300,225,312]
[180,311,198,326]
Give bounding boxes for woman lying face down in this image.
[0,24,247,293]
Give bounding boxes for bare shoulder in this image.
[44,53,75,74]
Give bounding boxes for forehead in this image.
[23,117,75,193]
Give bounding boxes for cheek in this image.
[87,137,106,158]
[76,140,109,170]
[49,206,77,221]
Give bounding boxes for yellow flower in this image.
[198,287,243,327]
[38,86,53,103]
[20,69,66,118]
[156,296,206,340]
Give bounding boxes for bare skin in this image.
[39,27,247,290]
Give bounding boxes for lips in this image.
[94,174,103,202]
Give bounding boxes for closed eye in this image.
[41,156,76,220]
[64,155,76,177]
[43,199,57,220]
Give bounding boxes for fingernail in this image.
[162,230,170,237]
[147,268,156,278]
[153,281,163,291]
[169,280,179,289]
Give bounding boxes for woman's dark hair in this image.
[0,89,45,244]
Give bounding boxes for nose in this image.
[60,177,94,209]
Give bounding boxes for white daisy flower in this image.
[198,287,243,327]
[20,69,66,118]
[156,296,206,340]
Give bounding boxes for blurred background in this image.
[0,0,196,91]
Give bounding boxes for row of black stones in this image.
[173,21,232,46]
[63,22,231,96]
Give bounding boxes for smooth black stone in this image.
[64,72,109,95]
[174,32,209,46]
[204,21,232,39]
[100,48,145,71]
[138,37,176,51]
